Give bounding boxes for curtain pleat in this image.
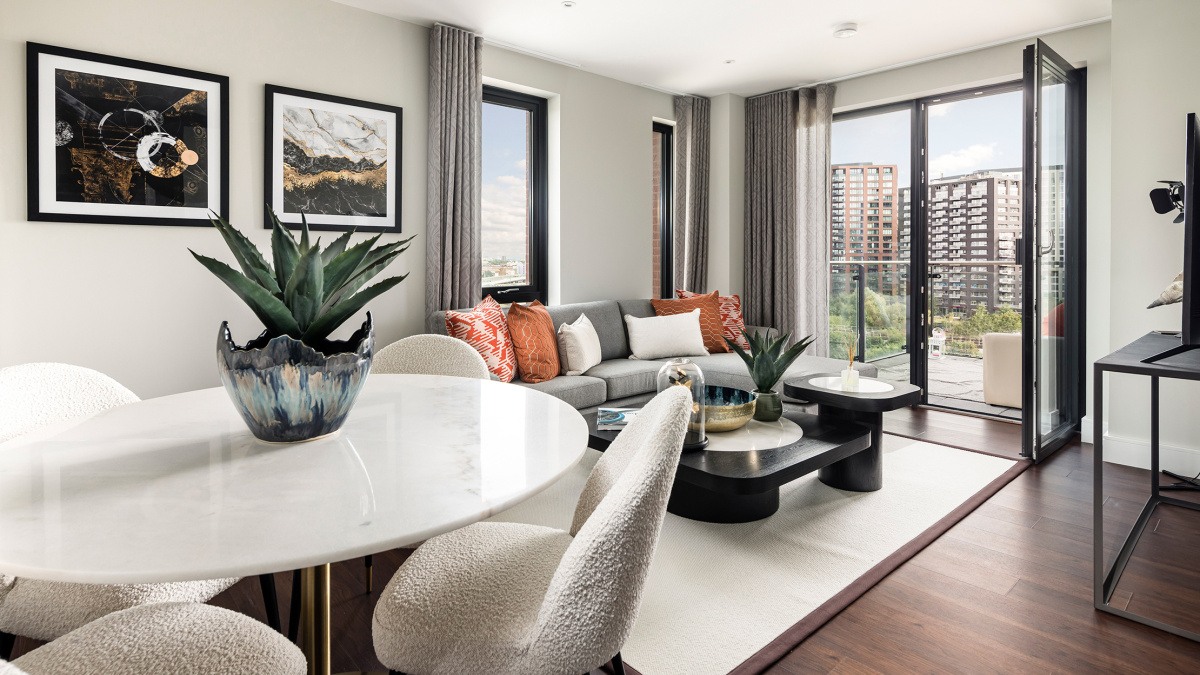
[796,84,835,356]
[425,25,483,331]
[742,85,834,355]
[673,96,711,294]
[743,91,798,338]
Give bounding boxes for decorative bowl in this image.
[703,385,757,432]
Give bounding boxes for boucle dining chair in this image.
[351,333,490,596]
[1,602,306,675]
[370,386,692,675]
[0,363,281,656]
[373,334,490,380]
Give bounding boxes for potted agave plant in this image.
[725,330,815,422]
[191,209,413,442]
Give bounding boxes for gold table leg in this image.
[299,565,332,675]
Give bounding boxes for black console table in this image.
[1094,331,1200,641]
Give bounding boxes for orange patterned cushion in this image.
[444,296,518,383]
[677,289,750,350]
[651,292,730,354]
[506,300,561,384]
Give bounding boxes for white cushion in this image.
[623,310,708,360]
[557,313,603,376]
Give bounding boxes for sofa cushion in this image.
[544,301,629,361]
[616,299,656,320]
[651,292,730,354]
[511,375,607,410]
[506,300,560,384]
[582,359,665,400]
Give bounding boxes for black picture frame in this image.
[26,42,230,227]
[264,84,403,233]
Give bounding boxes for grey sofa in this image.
[429,299,877,415]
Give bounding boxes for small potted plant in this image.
[190,209,413,442]
[725,329,815,422]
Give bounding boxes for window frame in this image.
[653,121,674,299]
[481,85,549,304]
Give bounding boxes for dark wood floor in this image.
[9,409,1199,673]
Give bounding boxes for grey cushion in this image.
[512,376,606,410]
[582,360,664,400]
[544,301,629,361]
[616,299,656,320]
[687,353,878,395]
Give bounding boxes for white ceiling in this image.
[334,0,1111,97]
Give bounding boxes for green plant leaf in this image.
[724,334,754,369]
[322,234,381,301]
[190,250,300,337]
[321,231,355,266]
[285,245,324,330]
[299,213,312,253]
[323,239,412,310]
[776,334,816,373]
[209,214,281,296]
[302,274,409,343]
[269,208,300,291]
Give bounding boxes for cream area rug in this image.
[489,434,1022,675]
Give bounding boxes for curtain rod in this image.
[746,15,1110,100]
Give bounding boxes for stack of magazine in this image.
[597,407,640,428]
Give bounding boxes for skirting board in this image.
[1099,431,1200,476]
[1081,415,1105,444]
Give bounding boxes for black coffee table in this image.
[783,373,922,492]
[585,409,872,523]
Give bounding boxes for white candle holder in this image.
[840,367,860,392]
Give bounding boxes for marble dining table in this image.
[0,373,589,675]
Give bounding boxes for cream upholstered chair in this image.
[371,386,692,675]
[348,334,490,595]
[0,364,280,655]
[1,602,305,675]
[373,334,490,380]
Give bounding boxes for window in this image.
[481,86,548,303]
[652,121,674,298]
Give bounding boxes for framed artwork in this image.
[264,84,402,233]
[26,42,229,227]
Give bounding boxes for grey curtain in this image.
[426,25,483,330]
[673,96,711,294]
[796,84,835,356]
[743,84,834,355]
[743,91,798,339]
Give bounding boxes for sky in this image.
[481,102,530,263]
[831,90,1024,185]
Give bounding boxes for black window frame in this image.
[653,121,674,299]
[481,85,549,304]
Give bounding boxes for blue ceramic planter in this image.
[217,314,374,443]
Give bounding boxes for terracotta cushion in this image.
[651,292,730,354]
[444,297,518,383]
[506,300,561,384]
[676,290,750,350]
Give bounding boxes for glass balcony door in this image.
[1021,39,1085,462]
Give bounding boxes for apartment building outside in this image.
[927,169,1022,317]
[830,163,903,297]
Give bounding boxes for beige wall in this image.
[483,46,674,306]
[0,0,429,399]
[0,0,674,398]
[831,22,1114,447]
[1104,0,1200,471]
[708,93,746,298]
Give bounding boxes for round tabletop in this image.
[0,374,588,585]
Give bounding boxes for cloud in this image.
[929,143,997,177]
[482,172,528,261]
[928,102,955,117]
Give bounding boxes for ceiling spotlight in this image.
[833,23,858,39]
[562,1,576,6]
[725,59,736,64]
